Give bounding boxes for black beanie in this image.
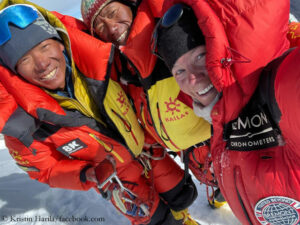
[0,4,61,73]
[156,4,205,71]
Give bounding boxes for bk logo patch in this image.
[57,138,87,156]
[255,196,300,225]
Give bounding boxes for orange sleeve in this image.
[275,47,300,157]
[0,81,18,132]
[4,135,95,191]
[51,11,88,31]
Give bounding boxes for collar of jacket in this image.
[118,0,158,79]
[54,52,75,99]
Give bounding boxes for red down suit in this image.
[0,1,191,224]
[106,0,214,185]
[160,0,300,224]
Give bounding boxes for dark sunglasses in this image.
[151,4,185,59]
[0,5,38,45]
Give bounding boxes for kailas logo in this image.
[255,196,300,225]
[165,97,181,115]
[116,91,129,115]
[57,138,87,156]
[225,108,278,151]
[164,97,189,122]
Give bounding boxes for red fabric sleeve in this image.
[150,148,184,193]
[4,136,95,191]
[0,82,18,132]
[275,47,300,157]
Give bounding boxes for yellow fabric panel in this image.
[103,80,144,156]
[147,77,211,151]
[72,70,106,125]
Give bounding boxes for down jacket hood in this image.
[148,0,290,122]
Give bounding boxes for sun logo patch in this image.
[116,91,130,116]
[165,97,181,115]
[163,97,190,123]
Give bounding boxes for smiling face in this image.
[16,39,66,90]
[93,1,133,46]
[172,45,218,107]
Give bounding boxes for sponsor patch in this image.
[57,138,87,156]
[164,97,190,123]
[255,196,300,225]
[224,107,278,151]
[116,90,130,116]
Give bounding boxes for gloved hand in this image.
[85,159,115,185]
[85,159,116,200]
[94,158,116,188]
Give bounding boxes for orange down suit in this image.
[0,1,194,224]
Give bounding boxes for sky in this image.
[29,0,82,18]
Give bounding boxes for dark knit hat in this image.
[0,4,61,73]
[156,4,205,70]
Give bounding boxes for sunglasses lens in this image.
[0,5,38,45]
[151,4,184,58]
[161,4,183,28]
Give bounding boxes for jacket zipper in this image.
[89,133,124,163]
[234,167,254,225]
[139,102,146,128]
[110,109,138,146]
[156,103,181,151]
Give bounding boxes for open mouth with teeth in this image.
[196,84,214,96]
[40,68,57,81]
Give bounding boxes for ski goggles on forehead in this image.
[0,5,39,46]
[151,4,184,58]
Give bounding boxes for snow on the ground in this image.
[0,137,240,225]
[290,13,299,22]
